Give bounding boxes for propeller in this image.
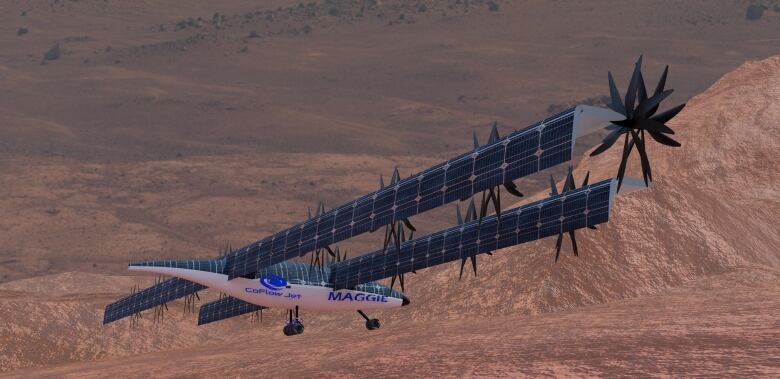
[456,200,491,279]
[129,284,142,328]
[153,275,169,323]
[591,55,685,190]
[183,290,200,315]
[388,221,415,292]
[550,167,595,263]
[474,122,523,219]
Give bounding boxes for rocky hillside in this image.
[399,55,780,321]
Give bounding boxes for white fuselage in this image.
[128,266,404,311]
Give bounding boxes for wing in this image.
[329,178,624,289]
[225,106,621,279]
[103,277,204,325]
[198,296,265,326]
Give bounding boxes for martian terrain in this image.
[1,0,779,377]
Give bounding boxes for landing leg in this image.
[283,306,304,336]
[358,310,380,330]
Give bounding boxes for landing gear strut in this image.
[358,310,380,330]
[283,306,304,336]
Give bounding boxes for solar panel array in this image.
[198,296,265,326]
[330,178,615,290]
[256,261,330,286]
[225,107,577,279]
[130,259,226,273]
[103,277,205,324]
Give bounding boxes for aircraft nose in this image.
[402,294,411,306]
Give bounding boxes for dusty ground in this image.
[1,0,779,377]
[5,267,779,378]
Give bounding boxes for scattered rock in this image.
[746,4,767,20]
[17,27,28,36]
[239,46,248,53]
[45,207,60,216]
[43,43,62,61]
[175,17,202,30]
[248,30,260,38]
[487,1,500,12]
[774,4,780,12]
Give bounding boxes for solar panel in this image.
[129,259,226,273]
[103,277,205,324]
[198,296,265,326]
[225,108,579,279]
[330,178,616,290]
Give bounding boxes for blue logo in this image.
[259,275,287,291]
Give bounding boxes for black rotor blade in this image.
[637,118,675,134]
[638,71,648,104]
[624,55,643,117]
[616,133,635,191]
[647,130,681,147]
[504,181,524,197]
[607,71,626,114]
[569,230,579,257]
[590,128,626,156]
[648,65,669,116]
[630,129,653,186]
[402,218,417,232]
[636,90,673,119]
[554,233,563,262]
[651,103,685,124]
[466,199,477,222]
[325,246,336,258]
[563,166,575,192]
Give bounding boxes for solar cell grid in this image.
[330,179,613,289]
[224,108,577,279]
[198,296,264,326]
[103,277,205,324]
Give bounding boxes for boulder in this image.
[745,4,767,20]
[44,43,62,61]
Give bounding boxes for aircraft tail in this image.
[103,258,227,325]
[128,258,226,274]
[103,277,205,324]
